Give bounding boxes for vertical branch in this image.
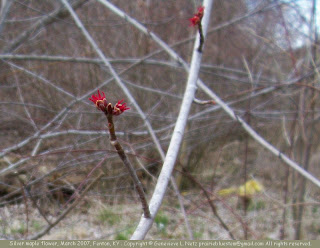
[24,185,52,225]
[61,0,152,217]
[170,178,194,239]
[295,0,318,239]
[131,0,213,240]
[106,114,151,219]
[197,23,204,52]
[280,116,296,240]
[0,0,12,35]
[180,167,236,240]
[278,5,303,240]
[18,177,29,237]
[242,57,253,239]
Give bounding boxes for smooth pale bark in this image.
[131,0,214,240]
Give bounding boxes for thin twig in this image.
[28,172,104,240]
[18,177,29,237]
[106,114,151,218]
[0,0,12,35]
[193,98,216,105]
[179,167,236,240]
[2,0,88,53]
[170,178,194,239]
[242,57,254,239]
[197,22,204,52]
[24,185,52,225]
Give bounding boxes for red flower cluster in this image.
[89,90,107,110]
[113,99,130,116]
[89,90,130,116]
[189,6,205,26]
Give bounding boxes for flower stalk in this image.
[189,6,205,52]
[89,90,151,218]
[198,22,204,52]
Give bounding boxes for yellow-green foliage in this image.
[218,179,264,197]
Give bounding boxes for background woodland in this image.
[0,0,319,240]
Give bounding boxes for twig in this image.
[242,57,254,239]
[179,167,236,240]
[2,0,88,53]
[170,178,194,239]
[6,61,76,99]
[60,0,151,219]
[197,22,204,52]
[0,0,12,35]
[18,177,29,237]
[24,185,52,225]
[193,98,216,105]
[106,114,151,218]
[28,172,103,240]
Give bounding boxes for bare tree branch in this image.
[97,0,320,189]
[0,0,13,35]
[2,0,88,53]
[131,0,213,240]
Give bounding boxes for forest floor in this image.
[1,187,319,240]
[1,141,320,240]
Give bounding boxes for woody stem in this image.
[106,113,151,218]
[198,22,204,53]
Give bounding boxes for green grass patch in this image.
[97,209,121,225]
[115,233,128,240]
[11,223,26,235]
[247,200,266,211]
[31,220,42,232]
[155,212,169,233]
[194,225,204,239]
[114,227,134,240]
